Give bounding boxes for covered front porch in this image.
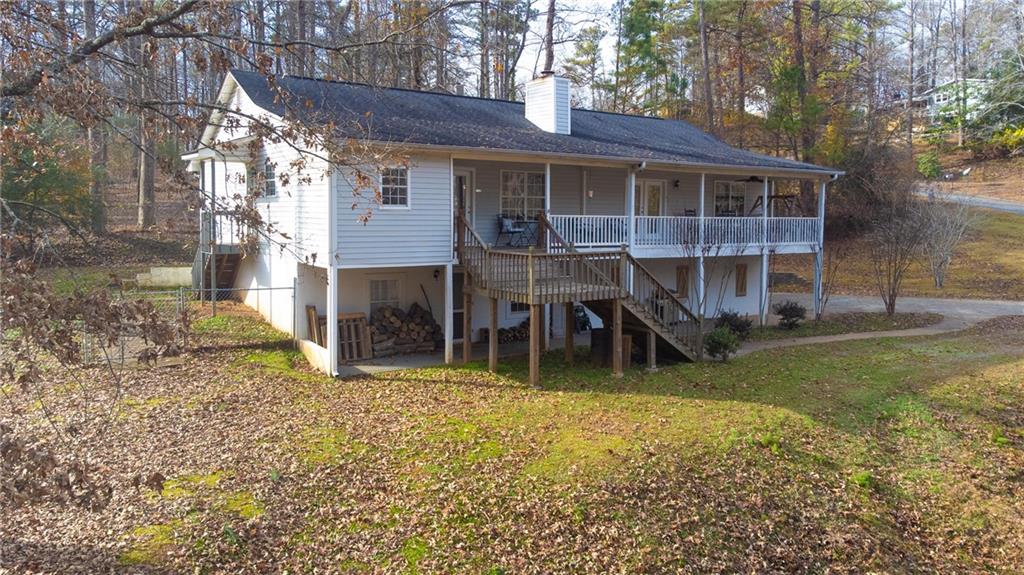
[452,158,827,257]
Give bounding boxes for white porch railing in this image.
[767,217,819,245]
[546,215,629,248]
[633,216,699,246]
[200,210,245,247]
[550,215,819,250]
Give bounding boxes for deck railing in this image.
[625,256,702,354]
[546,215,629,248]
[767,217,819,245]
[200,210,245,247]
[459,213,626,305]
[550,215,819,250]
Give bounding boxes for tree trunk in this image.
[735,1,747,147]
[958,0,968,146]
[137,19,156,229]
[698,0,715,133]
[542,0,555,73]
[907,0,915,156]
[793,0,809,160]
[479,0,490,98]
[84,0,106,235]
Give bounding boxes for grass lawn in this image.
[3,312,1023,573]
[749,311,944,341]
[774,209,1024,300]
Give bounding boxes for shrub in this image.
[715,310,753,340]
[915,151,942,179]
[703,327,740,362]
[773,300,807,330]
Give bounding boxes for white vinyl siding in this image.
[335,153,452,266]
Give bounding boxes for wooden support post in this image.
[529,303,541,387]
[539,304,547,352]
[564,302,574,365]
[646,329,657,371]
[612,299,623,377]
[462,290,472,364]
[488,297,498,372]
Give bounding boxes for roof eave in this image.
[389,141,843,179]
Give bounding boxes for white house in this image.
[923,78,992,124]
[182,70,841,382]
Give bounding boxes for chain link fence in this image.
[80,286,295,367]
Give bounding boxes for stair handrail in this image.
[455,210,491,287]
[540,213,700,356]
[537,213,626,295]
[623,254,702,356]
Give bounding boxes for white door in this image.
[454,169,474,225]
[634,180,665,242]
[634,180,665,216]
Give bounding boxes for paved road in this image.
[739,293,1024,356]
[914,190,1024,215]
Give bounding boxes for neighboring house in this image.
[182,70,841,381]
[897,78,993,127]
[923,79,992,124]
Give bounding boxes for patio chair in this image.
[497,215,526,246]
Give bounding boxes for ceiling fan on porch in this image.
[733,175,764,183]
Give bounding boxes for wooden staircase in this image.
[192,250,241,293]
[456,213,701,364]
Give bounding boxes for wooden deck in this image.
[455,212,701,386]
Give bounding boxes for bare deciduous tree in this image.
[868,190,928,316]
[815,241,848,320]
[918,186,978,288]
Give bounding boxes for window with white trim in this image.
[380,167,409,207]
[369,278,401,313]
[510,301,529,315]
[714,182,745,216]
[263,161,277,197]
[500,171,545,220]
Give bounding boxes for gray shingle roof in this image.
[230,69,839,176]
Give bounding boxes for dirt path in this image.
[741,293,1024,355]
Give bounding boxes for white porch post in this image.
[759,176,770,326]
[326,266,340,376]
[544,163,552,350]
[626,169,636,249]
[696,173,706,319]
[813,180,827,318]
[444,262,454,364]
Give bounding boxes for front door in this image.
[634,180,665,216]
[634,180,665,242]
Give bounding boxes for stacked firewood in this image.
[369,303,442,357]
[479,317,531,344]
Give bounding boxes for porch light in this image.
[587,189,594,198]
